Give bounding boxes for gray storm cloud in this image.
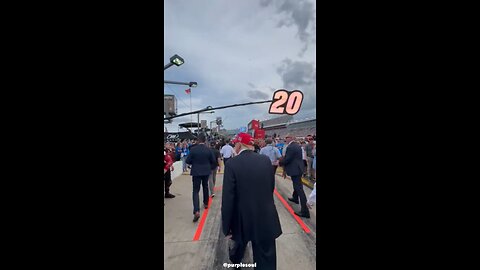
[164,0,316,130]
[277,59,315,88]
[259,0,315,55]
[277,58,316,112]
[247,90,269,100]
[259,0,273,7]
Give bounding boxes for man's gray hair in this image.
[237,142,253,151]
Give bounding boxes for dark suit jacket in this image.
[222,150,282,243]
[185,144,216,176]
[279,142,304,176]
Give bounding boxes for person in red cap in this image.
[222,132,282,270]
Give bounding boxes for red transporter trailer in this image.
[247,119,266,139]
[254,129,265,139]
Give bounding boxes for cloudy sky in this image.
[164,0,316,132]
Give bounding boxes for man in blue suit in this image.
[186,133,217,222]
[279,134,310,218]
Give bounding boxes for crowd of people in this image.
[163,134,317,204]
[164,135,316,188]
[163,132,317,269]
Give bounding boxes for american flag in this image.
[185,88,191,94]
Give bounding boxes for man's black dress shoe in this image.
[288,197,299,204]
[294,211,310,218]
[193,212,200,222]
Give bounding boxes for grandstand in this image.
[286,118,316,137]
[260,115,316,138]
[260,115,292,138]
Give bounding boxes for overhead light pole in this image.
[164,81,198,87]
[163,53,197,124]
[164,54,184,70]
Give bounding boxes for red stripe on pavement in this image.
[213,186,222,192]
[192,197,213,241]
[274,188,311,234]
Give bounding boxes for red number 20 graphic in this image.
[268,89,304,115]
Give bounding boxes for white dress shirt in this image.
[220,144,234,158]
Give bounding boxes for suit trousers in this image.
[192,175,209,214]
[229,239,277,270]
[291,175,309,214]
[223,157,230,164]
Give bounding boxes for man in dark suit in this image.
[279,134,310,218]
[186,133,216,222]
[222,132,282,270]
